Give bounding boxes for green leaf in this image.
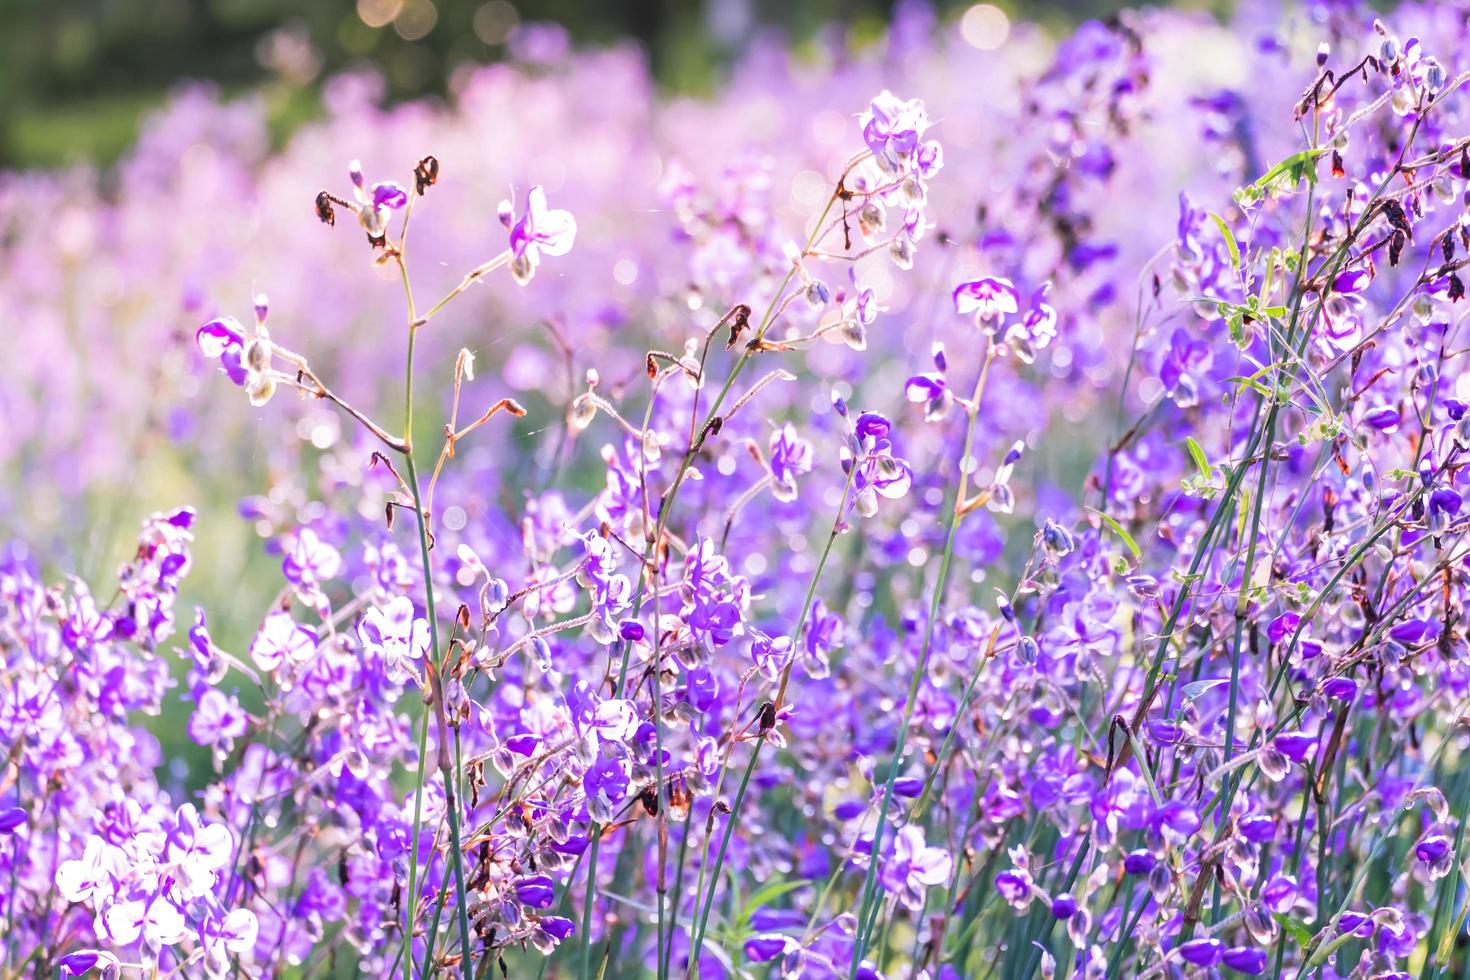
[1249,149,1328,197]
[1088,508,1140,559]
[1184,437,1211,480]
[732,879,806,935]
[1208,211,1241,270]
[1226,312,1248,349]
[1225,363,1275,395]
[1275,912,1315,950]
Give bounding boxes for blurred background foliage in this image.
[0,0,1226,170]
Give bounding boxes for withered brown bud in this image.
[1449,274,1465,302]
[1460,144,1470,180]
[415,155,440,195]
[725,303,753,350]
[639,786,660,816]
[1331,150,1345,178]
[1382,199,1412,237]
[758,701,777,733]
[315,191,336,226]
[1389,229,1406,266]
[693,415,723,452]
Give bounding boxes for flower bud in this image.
[1425,58,1446,92]
[900,176,925,208]
[889,237,915,270]
[1041,519,1076,558]
[244,335,272,374]
[530,637,552,672]
[246,374,277,407]
[569,394,597,430]
[510,252,535,285]
[859,201,885,236]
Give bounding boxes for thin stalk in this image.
[588,186,847,974]
[849,342,997,974]
[394,191,474,978]
[685,464,860,974]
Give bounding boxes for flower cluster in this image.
[12,4,1470,979]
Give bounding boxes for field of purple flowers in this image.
[9,0,1470,977]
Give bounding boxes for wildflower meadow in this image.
[7,1,1470,977]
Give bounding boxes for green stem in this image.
[685,464,860,973]
[850,343,996,974]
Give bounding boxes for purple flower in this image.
[1416,835,1451,863]
[859,90,931,170]
[768,423,814,502]
[196,296,278,405]
[905,343,953,422]
[196,317,248,387]
[1004,282,1058,363]
[1178,938,1222,966]
[529,916,573,952]
[188,688,248,753]
[251,610,319,673]
[688,599,742,648]
[751,630,796,680]
[163,804,234,897]
[1238,814,1275,843]
[995,868,1034,909]
[1334,268,1371,294]
[346,159,408,242]
[745,935,791,962]
[844,411,914,517]
[200,907,260,971]
[880,825,953,910]
[500,185,577,285]
[0,808,25,834]
[953,276,1020,323]
[685,666,718,712]
[825,268,883,350]
[515,874,556,909]
[1159,328,1214,407]
[584,756,630,822]
[58,951,119,978]
[1050,894,1078,919]
[801,600,845,678]
[1262,874,1297,914]
[1363,405,1401,432]
[1389,619,1439,644]
[1220,946,1266,975]
[1122,850,1157,875]
[281,527,342,607]
[1273,731,1317,764]
[357,596,428,683]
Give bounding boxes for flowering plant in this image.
[10,4,1470,979]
